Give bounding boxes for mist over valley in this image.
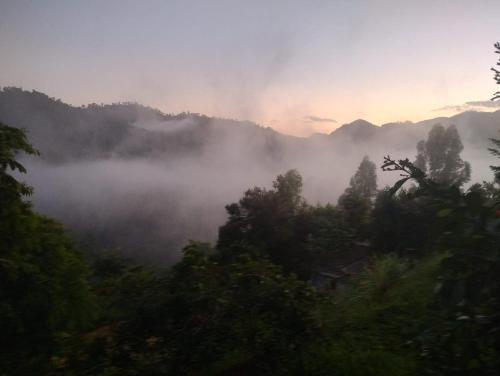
[1,87,498,262]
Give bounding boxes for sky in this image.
[1,0,499,136]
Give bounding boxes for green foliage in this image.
[307,204,354,268]
[415,140,427,173]
[218,169,315,278]
[348,155,378,199]
[0,123,93,374]
[338,156,377,239]
[355,254,407,298]
[371,187,437,254]
[218,169,360,278]
[89,251,157,322]
[303,254,444,376]
[0,122,38,199]
[488,134,500,182]
[62,242,322,375]
[382,155,500,375]
[337,190,372,239]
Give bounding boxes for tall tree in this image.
[337,156,377,238]
[414,140,427,173]
[347,155,378,198]
[414,124,471,187]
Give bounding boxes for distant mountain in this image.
[330,119,379,141]
[329,111,500,150]
[0,87,294,165]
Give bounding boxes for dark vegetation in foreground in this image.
[1,44,500,376]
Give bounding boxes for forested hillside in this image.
[0,87,292,163]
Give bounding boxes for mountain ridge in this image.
[2,87,499,165]
[2,86,499,143]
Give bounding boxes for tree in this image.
[492,42,500,100]
[414,124,471,187]
[218,170,314,278]
[490,137,500,182]
[0,121,38,199]
[414,140,427,173]
[0,123,93,374]
[347,155,378,199]
[337,156,377,238]
[490,42,500,180]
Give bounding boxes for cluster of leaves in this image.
[0,122,38,198]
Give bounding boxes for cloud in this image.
[465,100,500,108]
[303,115,337,123]
[433,100,500,113]
[432,105,466,112]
